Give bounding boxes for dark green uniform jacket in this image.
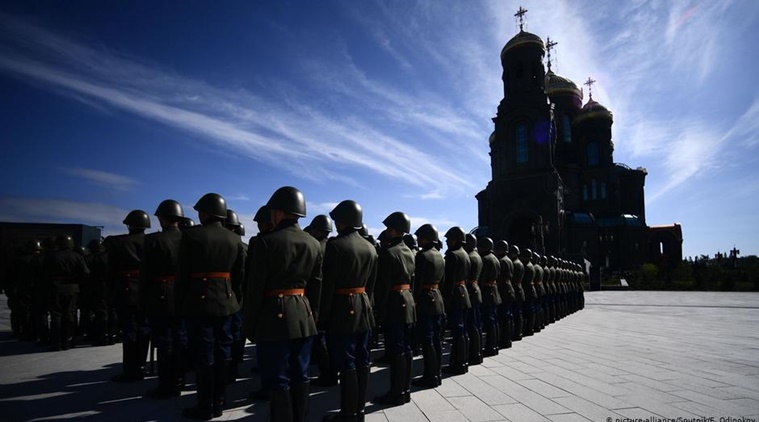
[44,249,89,294]
[443,246,471,311]
[413,245,445,317]
[522,262,536,303]
[142,227,182,318]
[497,255,516,304]
[105,233,145,310]
[479,253,502,307]
[243,220,322,342]
[467,249,483,305]
[374,237,415,325]
[320,229,377,335]
[533,263,546,299]
[177,221,244,318]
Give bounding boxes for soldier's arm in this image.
[365,250,378,305]
[318,242,338,327]
[231,241,245,303]
[243,238,267,341]
[374,249,391,320]
[306,246,323,323]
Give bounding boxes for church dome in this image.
[489,131,496,144]
[545,70,582,99]
[574,99,613,124]
[501,30,545,58]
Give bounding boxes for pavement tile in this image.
[546,413,592,422]
[516,378,573,399]
[552,396,624,422]
[448,396,508,422]
[492,403,552,422]
[411,388,457,413]
[418,409,472,422]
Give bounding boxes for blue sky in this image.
[1,1,757,259]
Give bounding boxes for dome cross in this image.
[515,6,528,32]
[584,77,597,100]
[546,37,558,71]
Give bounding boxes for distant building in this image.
[475,13,682,275]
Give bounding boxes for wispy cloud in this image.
[0,11,474,195]
[61,167,138,191]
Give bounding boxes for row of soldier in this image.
[2,186,586,422]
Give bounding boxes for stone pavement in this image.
[1,291,759,421]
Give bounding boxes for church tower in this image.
[476,7,563,253]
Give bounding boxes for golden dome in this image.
[545,70,582,99]
[501,30,545,58]
[574,99,613,124]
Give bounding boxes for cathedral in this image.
[475,10,683,278]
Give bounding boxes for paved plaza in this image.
[1,291,758,422]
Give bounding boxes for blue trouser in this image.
[149,315,187,352]
[257,336,315,391]
[481,305,497,328]
[327,330,370,371]
[229,309,243,343]
[186,315,233,367]
[383,322,413,355]
[118,308,150,343]
[447,308,468,339]
[417,314,443,348]
[466,304,481,333]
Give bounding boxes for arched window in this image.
[562,115,572,143]
[588,142,599,165]
[601,182,607,199]
[516,124,528,163]
[592,179,598,200]
[582,184,588,201]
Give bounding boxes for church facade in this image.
[475,23,683,276]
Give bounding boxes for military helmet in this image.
[494,240,509,253]
[267,186,306,217]
[123,210,151,229]
[358,224,370,238]
[308,214,334,233]
[180,217,195,230]
[382,211,411,233]
[194,193,227,219]
[377,229,389,244]
[154,199,184,218]
[414,224,439,243]
[509,244,520,256]
[521,248,533,260]
[88,239,105,253]
[403,234,418,249]
[42,237,56,251]
[444,226,466,242]
[253,205,273,224]
[329,200,362,229]
[532,251,541,263]
[76,246,88,256]
[541,255,548,265]
[236,223,246,236]
[465,233,477,247]
[55,234,74,250]
[26,239,43,253]
[226,209,241,227]
[477,236,494,251]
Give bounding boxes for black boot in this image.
[356,365,369,422]
[291,381,310,422]
[270,388,293,422]
[468,328,483,365]
[182,365,214,420]
[373,353,406,406]
[49,318,62,351]
[412,344,440,388]
[229,339,244,383]
[135,337,150,377]
[513,310,523,341]
[145,349,179,399]
[248,385,269,401]
[403,352,412,403]
[501,317,513,349]
[483,323,497,357]
[323,369,358,421]
[213,359,229,418]
[112,340,143,382]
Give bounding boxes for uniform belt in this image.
[120,270,140,278]
[335,287,365,295]
[468,279,478,286]
[390,284,411,291]
[484,280,497,287]
[154,276,176,283]
[422,284,439,290]
[453,280,466,286]
[190,272,230,279]
[265,288,305,297]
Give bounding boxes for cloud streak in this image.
[0,11,475,195]
[61,167,138,191]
